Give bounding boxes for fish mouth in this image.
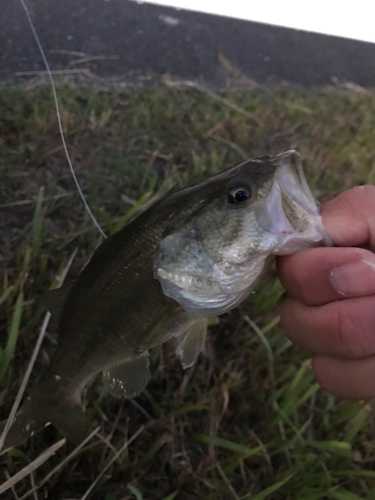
[257,151,332,253]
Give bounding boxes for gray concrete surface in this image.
[1,0,375,87]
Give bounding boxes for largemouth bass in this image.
[5,150,331,447]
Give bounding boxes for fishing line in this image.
[18,0,107,239]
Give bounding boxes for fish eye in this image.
[227,187,252,205]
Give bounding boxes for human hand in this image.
[277,185,375,399]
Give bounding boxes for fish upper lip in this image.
[266,152,333,247]
[276,168,317,217]
[277,182,333,247]
[274,150,317,206]
[256,177,332,251]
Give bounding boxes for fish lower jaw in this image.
[272,222,331,255]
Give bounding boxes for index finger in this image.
[277,247,375,306]
[277,185,375,306]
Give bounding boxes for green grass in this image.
[1,83,375,499]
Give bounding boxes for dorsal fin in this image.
[40,285,72,320]
[102,351,150,398]
[174,317,207,369]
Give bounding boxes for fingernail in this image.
[330,259,375,296]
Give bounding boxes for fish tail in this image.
[4,384,84,448]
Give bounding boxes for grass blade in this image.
[128,485,143,500]
[162,493,178,500]
[0,284,15,307]
[0,248,78,451]
[81,426,144,500]
[344,407,369,443]
[32,186,44,253]
[195,434,259,454]
[308,440,352,457]
[0,290,23,379]
[0,438,66,495]
[326,488,366,500]
[241,471,297,499]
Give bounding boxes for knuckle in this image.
[346,185,375,201]
[343,185,375,213]
[353,184,375,197]
[336,304,373,358]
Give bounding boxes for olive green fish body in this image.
[48,209,179,394]
[49,187,219,389]
[4,189,209,446]
[5,151,332,447]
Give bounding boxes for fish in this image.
[4,150,331,448]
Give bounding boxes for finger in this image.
[320,185,375,248]
[277,247,375,306]
[313,354,375,400]
[279,295,375,359]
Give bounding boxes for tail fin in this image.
[4,386,84,448]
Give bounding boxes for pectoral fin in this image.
[102,351,150,398]
[174,317,207,369]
